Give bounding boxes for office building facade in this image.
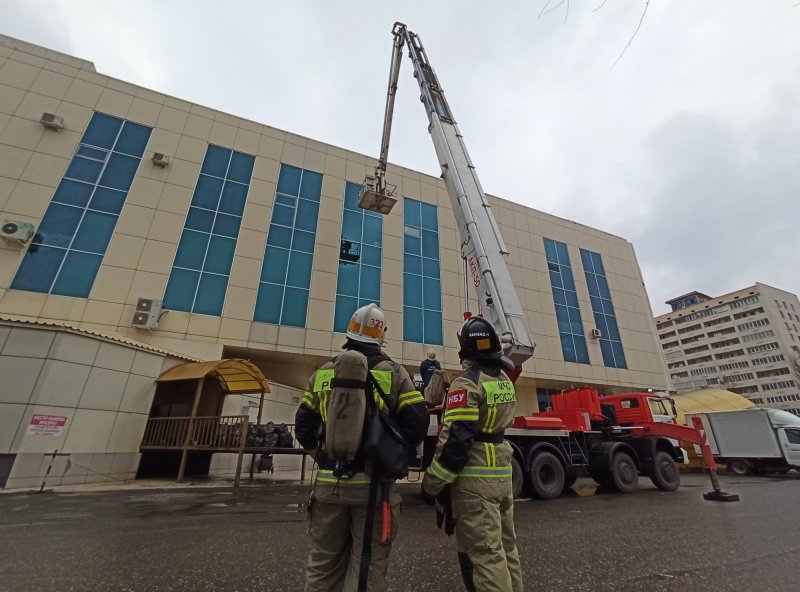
[0,35,667,487]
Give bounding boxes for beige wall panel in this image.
[0,84,27,115]
[90,266,135,303]
[4,180,53,219]
[222,286,257,321]
[0,144,33,178]
[187,314,221,339]
[0,290,47,318]
[40,296,88,323]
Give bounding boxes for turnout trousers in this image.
[452,483,522,592]
[305,489,401,592]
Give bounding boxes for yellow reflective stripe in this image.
[460,465,512,478]
[313,369,335,393]
[370,370,392,395]
[316,470,371,485]
[444,409,479,422]
[428,459,457,484]
[483,405,497,432]
[483,443,491,467]
[320,391,329,422]
[397,391,423,410]
[483,443,496,467]
[373,392,385,411]
[302,391,316,410]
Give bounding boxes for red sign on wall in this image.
[27,415,67,436]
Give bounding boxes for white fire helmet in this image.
[346,303,387,345]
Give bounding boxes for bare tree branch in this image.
[543,0,569,18]
[609,0,651,71]
[538,0,554,18]
[594,0,609,12]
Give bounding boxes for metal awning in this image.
[158,359,270,394]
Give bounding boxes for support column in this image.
[177,378,203,483]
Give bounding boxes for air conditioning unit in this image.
[40,113,65,130]
[151,152,170,167]
[1,220,35,243]
[131,298,163,329]
[590,328,602,338]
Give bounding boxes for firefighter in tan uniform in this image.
[295,303,428,592]
[421,316,523,592]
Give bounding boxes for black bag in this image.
[364,372,410,479]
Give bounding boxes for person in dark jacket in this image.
[296,303,429,592]
[419,349,441,391]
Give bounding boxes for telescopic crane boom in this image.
[359,22,535,368]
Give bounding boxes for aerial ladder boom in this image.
[360,22,535,368]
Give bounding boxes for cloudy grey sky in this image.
[5,1,799,315]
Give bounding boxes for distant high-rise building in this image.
[655,283,800,415]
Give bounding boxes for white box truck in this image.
[688,408,800,475]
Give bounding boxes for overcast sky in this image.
[5,1,799,315]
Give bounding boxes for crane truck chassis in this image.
[361,22,738,502]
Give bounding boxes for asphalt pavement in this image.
[1,472,798,592]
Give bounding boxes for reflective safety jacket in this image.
[295,351,428,501]
[422,360,517,497]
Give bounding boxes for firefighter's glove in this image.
[420,486,437,506]
[435,486,454,536]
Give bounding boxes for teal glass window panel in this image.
[336,262,359,297]
[299,171,323,201]
[552,287,567,306]
[254,283,284,324]
[359,266,380,301]
[403,307,424,342]
[115,122,151,157]
[88,187,126,214]
[212,213,241,238]
[404,273,423,308]
[272,203,296,227]
[597,276,611,299]
[591,251,605,275]
[204,236,236,275]
[341,210,362,242]
[282,287,309,326]
[37,204,82,247]
[277,165,302,195]
[99,153,138,191]
[403,233,421,254]
[267,225,292,248]
[192,176,224,209]
[51,252,102,297]
[574,337,590,363]
[185,208,215,233]
[599,340,614,366]
[53,179,93,208]
[83,113,122,149]
[565,288,579,308]
[580,249,592,271]
[286,251,313,288]
[66,157,103,183]
[405,254,422,276]
[404,198,421,228]
[544,239,559,262]
[420,203,438,231]
[361,246,381,267]
[334,296,359,333]
[11,246,65,292]
[423,310,443,344]
[560,333,577,362]
[77,145,107,160]
[606,317,621,341]
[422,257,440,279]
[344,183,360,209]
[296,199,320,232]
[362,216,382,246]
[219,182,248,216]
[227,152,255,184]
[423,278,441,310]
[201,145,231,177]
[292,230,316,253]
[261,247,290,284]
[174,231,209,270]
[163,269,200,312]
[193,274,228,316]
[72,211,116,254]
[610,341,627,369]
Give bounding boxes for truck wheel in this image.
[728,459,752,476]
[649,451,680,492]
[611,451,638,494]
[511,456,524,499]
[529,451,565,500]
